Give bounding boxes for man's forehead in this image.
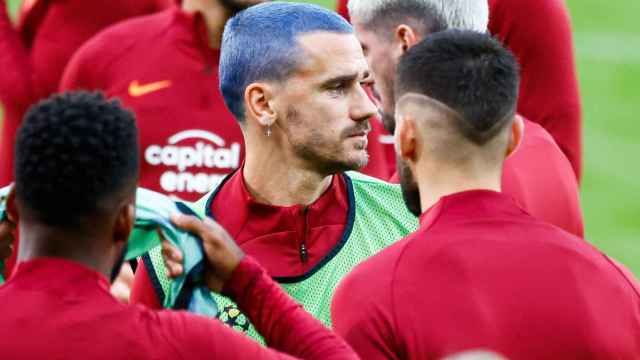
[295,32,369,78]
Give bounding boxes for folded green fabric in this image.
[0,186,217,317]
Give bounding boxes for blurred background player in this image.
[336,0,583,181]
[0,0,172,280]
[0,0,171,186]
[332,30,640,359]
[131,2,418,340]
[346,0,584,238]
[0,91,359,360]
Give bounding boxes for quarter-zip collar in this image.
[207,168,352,279]
[170,6,218,73]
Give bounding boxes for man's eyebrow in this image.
[321,71,370,86]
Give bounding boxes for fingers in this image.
[171,214,230,243]
[110,264,134,304]
[0,221,15,261]
[157,227,184,278]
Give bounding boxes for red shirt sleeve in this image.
[331,252,401,360]
[0,0,36,109]
[157,256,358,360]
[223,256,358,360]
[130,259,163,309]
[488,0,582,181]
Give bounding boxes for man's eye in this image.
[329,83,347,95]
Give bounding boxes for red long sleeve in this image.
[222,256,358,359]
[0,0,35,109]
[489,0,582,181]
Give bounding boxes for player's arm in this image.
[490,0,582,180]
[59,29,113,92]
[166,214,358,360]
[0,0,36,110]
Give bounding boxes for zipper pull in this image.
[300,243,308,263]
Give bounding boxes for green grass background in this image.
[3,0,639,273]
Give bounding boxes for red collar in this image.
[419,190,526,230]
[169,7,218,69]
[8,257,111,293]
[207,169,353,279]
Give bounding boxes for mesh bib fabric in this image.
[145,171,418,341]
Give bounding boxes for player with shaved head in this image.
[332,30,640,359]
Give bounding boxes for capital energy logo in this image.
[144,130,241,194]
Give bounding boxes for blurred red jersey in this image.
[488,0,582,181]
[61,7,244,202]
[0,0,171,278]
[333,190,640,359]
[0,0,172,186]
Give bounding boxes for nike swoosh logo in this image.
[128,80,172,97]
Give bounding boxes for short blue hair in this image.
[220,2,353,121]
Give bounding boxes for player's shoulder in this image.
[72,8,175,62]
[345,170,405,202]
[343,233,414,291]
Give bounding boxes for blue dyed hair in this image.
[220,2,354,121]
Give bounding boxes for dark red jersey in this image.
[332,190,640,359]
[0,0,172,186]
[0,256,357,360]
[60,7,244,202]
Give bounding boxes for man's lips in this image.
[348,130,369,138]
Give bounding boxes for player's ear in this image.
[395,112,418,163]
[113,198,135,246]
[6,185,19,223]
[245,82,277,130]
[506,115,524,157]
[394,24,418,54]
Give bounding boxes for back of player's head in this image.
[15,91,139,227]
[220,2,353,121]
[348,0,488,36]
[396,29,519,147]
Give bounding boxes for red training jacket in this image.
[332,190,640,359]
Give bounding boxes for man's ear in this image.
[395,24,419,54]
[113,202,135,246]
[6,185,18,223]
[395,113,419,163]
[506,115,524,157]
[245,83,277,129]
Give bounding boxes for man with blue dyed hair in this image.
[132,2,419,342]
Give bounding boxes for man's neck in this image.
[17,223,114,279]
[182,0,231,48]
[242,139,333,207]
[416,164,502,214]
